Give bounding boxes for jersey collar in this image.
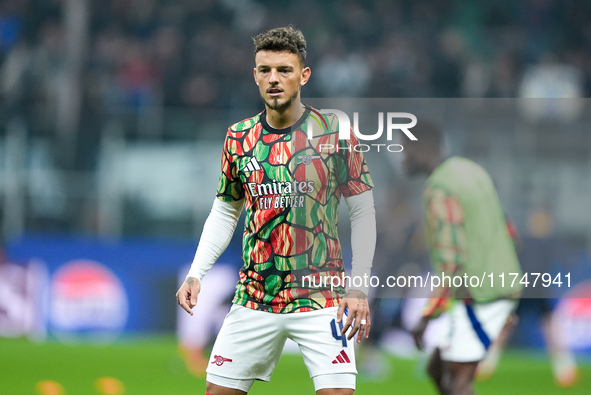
[261,105,311,134]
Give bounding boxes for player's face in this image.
[402,143,430,176]
[254,50,310,112]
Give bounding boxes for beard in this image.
[261,88,300,112]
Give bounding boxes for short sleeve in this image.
[216,134,244,201]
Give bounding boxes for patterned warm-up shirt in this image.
[216,106,373,313]
[421,157,522,318]
[421,185,466,318]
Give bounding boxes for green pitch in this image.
[0,336,588,394]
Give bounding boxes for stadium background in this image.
[1,0,591,394]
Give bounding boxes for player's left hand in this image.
[337,290,371,343]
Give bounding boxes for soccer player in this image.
[403,122,522,395]
[176,27,376,395]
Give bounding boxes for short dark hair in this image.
[413,120,443,148]
[253,26,307,65]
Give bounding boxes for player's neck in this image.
[265,101,305,129]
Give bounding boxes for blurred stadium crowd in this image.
[0,0,590,238]
[2,0,591,121]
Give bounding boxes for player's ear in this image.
[253,68,259,86]
[300,66,311,86]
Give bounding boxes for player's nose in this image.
[269,69,279,83]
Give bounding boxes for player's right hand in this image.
[176,277,201,316]
[411,315,430,350]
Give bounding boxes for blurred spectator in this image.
[181,73,219,111]
[152,26,185,107]
[519,53,583,99]
[314,38,371,97]
[0,0,27,59]
[1,40,33,111]
[30,20,66,128]
[430,29,467,97]
[518,53,584,121]
[488,51,521,97]
[116,39,157,111]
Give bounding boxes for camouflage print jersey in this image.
[216,105,373,313]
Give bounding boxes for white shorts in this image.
[206,305,357,391]
[437,299,517,363]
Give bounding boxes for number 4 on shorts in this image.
[330,319,347,347]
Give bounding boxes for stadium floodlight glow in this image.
[307,109,418,141]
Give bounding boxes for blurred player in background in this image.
[477,207,579,387]
[403,122,522,395]
[177,264,237,377]
[176,26,376,395]
[517,208,579,387]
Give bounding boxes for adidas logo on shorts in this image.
[332,350,351,364]
[242,157,262,172]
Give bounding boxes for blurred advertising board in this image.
[4,234,241,342]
